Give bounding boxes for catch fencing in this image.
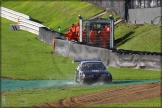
[38,27,162,71]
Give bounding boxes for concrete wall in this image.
[38,27,162,71]
[128,7,161,24]
[87,0,162,25]
[87,0,125,19]
[53,38,162,71]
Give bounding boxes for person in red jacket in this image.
[75,22,80,41]
[90,28,97,45]
[65,24,76,41]
[100,25,110,48]
[82,27,87,42]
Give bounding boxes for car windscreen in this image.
[81,62,106,71]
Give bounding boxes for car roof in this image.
[81,60,102,64]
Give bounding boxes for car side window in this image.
[80,63,89,71]
[77,64,81,70]
[80,64,84,71]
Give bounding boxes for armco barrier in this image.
[1,6,46,35]
[0,6,30,21]
[19,19,45,34]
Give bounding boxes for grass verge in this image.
[2,85,161,107]
[1,18,161,80]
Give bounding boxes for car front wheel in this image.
[79,75,85,84]
[74,71,79,83]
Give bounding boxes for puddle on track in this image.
[1,79,161,90]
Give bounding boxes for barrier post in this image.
[109,15,114,48]
[78,15,83,42]
[17,18,20,24]
[52,38,55,53]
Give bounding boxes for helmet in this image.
[76,22,79,25]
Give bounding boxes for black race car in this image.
[74,60,112,84]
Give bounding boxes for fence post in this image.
[17,18,20,24]
[52,38,55,53]
[109,15,114,48]
[78,15,83,42]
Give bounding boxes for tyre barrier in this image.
[38,27,162,71]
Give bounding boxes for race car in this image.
[74,60,112,84]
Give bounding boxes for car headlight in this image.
[82,74,86,78]
[108,73,111,77]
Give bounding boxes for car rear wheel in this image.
[105,75,112,84]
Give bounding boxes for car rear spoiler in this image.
[72,59,102,63]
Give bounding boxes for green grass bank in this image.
[1,0,161,52]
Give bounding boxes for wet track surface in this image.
[1,79,161,90]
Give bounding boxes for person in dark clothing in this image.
[125,0,130,22]
[96,30,101,46]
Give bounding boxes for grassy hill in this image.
[1,1,161,107]
[1,1,162,52]
[114,22,161,52]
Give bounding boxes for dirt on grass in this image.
[1,76,14,79]
[31,82,161,108]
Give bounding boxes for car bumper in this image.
[83,76,112,83]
